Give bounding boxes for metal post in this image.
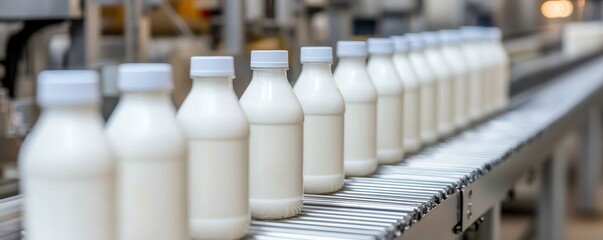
[326,2,351,48]
[476,203,500,240]
[577,105,602,213]
[222,0,248,96]
[223,0,244,56]
[124,0,145,62]
[67,0,100,69]
[537,146,566,240]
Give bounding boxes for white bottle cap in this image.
[101,65,119,97]
[37,70,100,106]
[420,32,441,47]
[438,30,462,44]
[367,38,395,54]
[190,56,235,77]
[405,34,425,50]
[487,27,502,40]
[336,41,368,57]
[118,63,173,92]
[250,50,288,68]
[461,26,485,41]
[300,46,333,63]
[391,36,411,53]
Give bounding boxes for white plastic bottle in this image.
[105,64,188,240]
[294,47,345,193]
[392,36,422,153]
[488,27,510,111]
[20,70,115,240]
[473,28,497,116]
[460,27,484,122]
[366,38,404,164]
[177,57,249,239]
[438,30,470,129]
[421,32,454,137]
[405,34,438,145]
[333,41,378,176]
[240,50,304,219]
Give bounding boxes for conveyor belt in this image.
[248,55,603,240]
[2,56,603,240]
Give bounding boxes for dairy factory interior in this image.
[2,0,603,239]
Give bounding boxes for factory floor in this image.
[500,179,603,240]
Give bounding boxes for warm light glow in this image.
[542,0,574,19]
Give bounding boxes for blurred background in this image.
[1,0,603,239]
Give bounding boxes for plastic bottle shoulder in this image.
[20,112,114,178]
[240,74,304,124]
[333,63,378,103]
[177,87,249,139]
[294,68,345,115]
[367,57,403,96]
[105,97,187,162]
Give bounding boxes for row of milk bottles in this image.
[19,26,508,240]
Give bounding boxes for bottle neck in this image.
[41,104,102,120]
[301,62,332,73]
[337,56,366,66]
[369,53,393,60]
[191,76,234,89]
[252,68,288,81]
[119,90,173,106]
[394,50,409,56]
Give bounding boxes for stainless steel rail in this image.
[2,56,603,240]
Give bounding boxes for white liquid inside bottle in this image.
[333,41,378,176]
[406,34,438,145]
[240,50,304,219]
[421,32,454,137]
[294,47,345,193]
[438,30,470,129]
[474,29,497,116]
[488,27,510,111]
[367,38,404,164]
[460,28,484,122]
[392,36,422,153]
[177,57,250,239]
[106,64,188,240]
[20,70,115,240]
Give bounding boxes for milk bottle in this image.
[472,27,497,116]
[392,36,422,153]
[366,38,404,164]
[460,27,484,122]
[294,47,345,193]
[106,64,187,240]
[438,30,470,129]
[177,57,250,239]
[240,50,304,219]
[20,70,115,240]
[333,41,378,176]
[488,27,509,111]
[405,34,438,144]
[421,32,454,137]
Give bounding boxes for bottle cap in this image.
[461,26,485,41]
[487,27,502,40]
[118,63,173,92]
[405,33,425,50]
[300,46,333,63]
[391,36,411,53]
[190,56,235,77]
[336,41,368,57]
[367,38,395,54]
[438,29,463,44]
[420,32,441,47]
[37,70,100,106]
[250,50,288,68]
